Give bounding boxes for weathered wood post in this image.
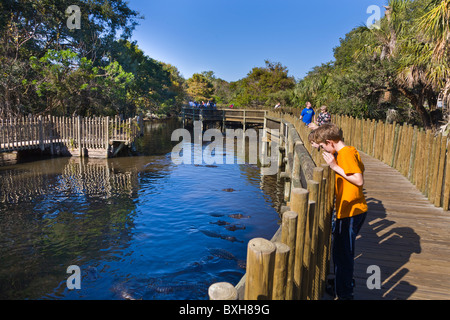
[105,116,110,157]
[281,211,297,300]
[272,242,290,300]
[443,141,450,211]
[311,168,323,299]
[48,115,54,155]
[38,115,44,151]
[290,188,309,299]
[77,116,82,157]
[304,179,319,300]
[208,282,238,300]
[245,238,276,300]
[318,164,330,298]
[281,211,298,300]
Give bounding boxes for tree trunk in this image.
[398,87,432,129]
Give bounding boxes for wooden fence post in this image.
[208,282,238,300]
[281,211,297,300]
[443,140,450,211]
[434,135,447,207]
[245,238,276,300]
[290,188,309,300]
[305,179,319,299]
[311,168,323,300]
[272,242,290,300]
[77,116,82,157]
[38,115,44,151]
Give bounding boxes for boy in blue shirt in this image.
[300,102,315,126]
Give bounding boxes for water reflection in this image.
[0,119,284,300]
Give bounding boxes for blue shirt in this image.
[301,108,315,124]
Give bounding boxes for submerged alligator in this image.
[208,248,247,269]
[199,229,243,243]
[210,220,246,231]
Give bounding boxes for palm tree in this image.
[418,0,450,119]
[354,0,446,129]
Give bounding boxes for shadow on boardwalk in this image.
[353,197,422,300]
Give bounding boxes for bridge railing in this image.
[182,107,267,124]
[208,109,449,301]
[269,110,450,211]
[332,115,450,211]
[209,112,335,300]
[0,115,141,156]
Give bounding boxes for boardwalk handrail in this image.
[270,109,449,211]
[0,115,142,157]
[332,115,450,211]
[181,107,267,125]
[209,108,449,301]
[209,112,335,300]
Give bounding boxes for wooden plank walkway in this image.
[351,152,450,300]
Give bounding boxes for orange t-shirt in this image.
[334,146,368,219]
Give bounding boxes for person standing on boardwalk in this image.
[316,105,331,126]
[299,102,315,126]
[310,123,368,300]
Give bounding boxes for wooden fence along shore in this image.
[0,115,142,160]
[208,109,449,301]
[209,113,336,300]
[282,111,449,211]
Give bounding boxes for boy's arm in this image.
[322,152,364,187]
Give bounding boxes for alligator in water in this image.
[199,229,243,243]
[228,213,251,219]
[208,248,246,269]
[210,220,246,231]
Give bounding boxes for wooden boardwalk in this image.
[352,152,450,300]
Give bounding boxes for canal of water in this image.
[0,119,284,300]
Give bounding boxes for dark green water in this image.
[0,119,284,300]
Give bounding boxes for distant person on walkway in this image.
[299,102,315,126]
[310,123,368,300]
[317,105,332,126]
[274,102,281,109]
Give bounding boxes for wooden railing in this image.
[0,115,142,158]
[181,107,267,126]
[208,109,449,300]
[269,110,450,211]
[209,113,335,300]
[332,115,450,211]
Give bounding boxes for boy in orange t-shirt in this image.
[310,123,368,300]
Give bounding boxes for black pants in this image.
[332,212,367,299]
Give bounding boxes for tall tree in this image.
[186,73,214,102]
[0,0,140,117]
[232,60,295,108]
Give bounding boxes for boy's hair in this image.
[311,123,343,144]
[308,129,317,144]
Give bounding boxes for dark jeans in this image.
[332,212,367,299]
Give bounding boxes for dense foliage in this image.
[294,0,450,129]
[0,0,185,118]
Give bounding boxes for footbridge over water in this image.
[0,115,143,164]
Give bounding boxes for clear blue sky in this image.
[126,0,387,82]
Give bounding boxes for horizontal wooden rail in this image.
[331,115,449,211]
[181,107,267,126]
[209,113,335,300]
[269,109,449,211]
[0,115,142,158]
